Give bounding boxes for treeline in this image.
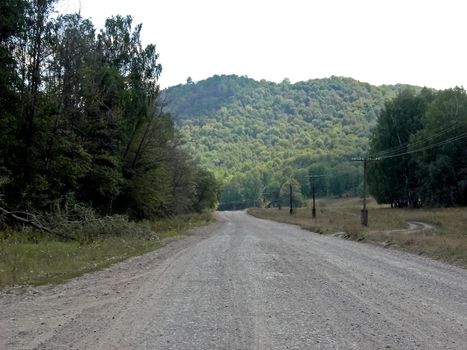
[218,156,362,210]
[0,0,217,223]
[368,88,467,207]
[165,74,416,208]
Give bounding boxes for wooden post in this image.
[351,158,372,226]
[289,183,293,215]
[312,179,316,218]
[361,158,368,226]
[305,175,325,219]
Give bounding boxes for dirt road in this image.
[1,211,467,349]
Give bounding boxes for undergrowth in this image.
[0,212,212,288]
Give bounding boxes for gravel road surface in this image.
[1,211,467,349]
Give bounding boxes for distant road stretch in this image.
[2,211,467,349]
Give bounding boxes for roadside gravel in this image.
[1,211,466,349]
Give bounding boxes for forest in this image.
[0,0,218,232]
[164,75,419,209]
[368,88,467,207]
[166,76,466,210]
[2,0,465,229]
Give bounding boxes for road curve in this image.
[1,211,467,349]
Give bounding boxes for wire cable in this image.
[369,121,460,158]
[376,130,467,160]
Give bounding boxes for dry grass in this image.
[248,197,467,268]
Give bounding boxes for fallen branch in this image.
[0,207,75,240]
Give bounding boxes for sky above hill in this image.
[57,0,467,89]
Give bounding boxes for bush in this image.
[42,199,158,243]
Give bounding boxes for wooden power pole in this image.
[305,175,325,218]
[289,183,293,215]
[351,157,378,226]
[362,158,368,226]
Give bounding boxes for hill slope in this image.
[164,75,418,207]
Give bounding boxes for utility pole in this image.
[351,157,378,226]
[362,158,368,226]
[304,175,325,218]
[289,183,293,215]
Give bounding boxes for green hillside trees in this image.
[368,88,467,207]
[0,2,218,222]
[165,75,415,208]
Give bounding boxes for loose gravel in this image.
[1,211,466,349]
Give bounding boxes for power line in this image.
[347,123,467,226]
[376,130,467,160]
[369,121,460,158]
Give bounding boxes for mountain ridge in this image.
[163,74,422,206]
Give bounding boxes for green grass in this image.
[248,198,467,268]
[0,212,212,288]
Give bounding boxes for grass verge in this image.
[248,197,467,268]
[0,212,212,288]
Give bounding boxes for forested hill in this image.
[164,75,420,208]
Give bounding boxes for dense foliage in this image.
[165,75,416,208]
[0,0,217,222]
[368,88,467,207]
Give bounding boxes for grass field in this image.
[0,213,212,288]
[248,197,467,268]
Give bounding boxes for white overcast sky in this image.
[56,0,467,89]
